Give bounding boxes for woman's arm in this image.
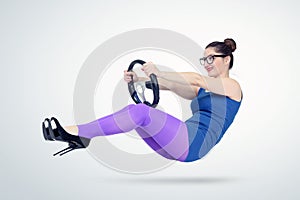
[138,76,198,100]
[160,71,242,100]
[125,69,196,99]
[141,63,241,100]
[159,71,241,100]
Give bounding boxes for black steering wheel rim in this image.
[127,59,160,108]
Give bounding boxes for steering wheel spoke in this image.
[135,82,146,102]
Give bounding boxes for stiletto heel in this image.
[53,143,77,156]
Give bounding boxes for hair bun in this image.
[224,38,236,53]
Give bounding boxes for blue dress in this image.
[184,88,242,162]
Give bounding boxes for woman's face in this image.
[202,47,230,78]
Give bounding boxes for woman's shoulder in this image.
[226,78,242,102]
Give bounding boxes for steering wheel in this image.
[127,59,160,108]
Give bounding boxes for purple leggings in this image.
[78,104,189,161]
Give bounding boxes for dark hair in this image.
[205,38,236,69]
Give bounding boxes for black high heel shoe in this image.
[42,117,90,156]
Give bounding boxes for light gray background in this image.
[1,0,299,200]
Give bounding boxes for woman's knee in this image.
[129,103,150,114]
[128,104,151,126]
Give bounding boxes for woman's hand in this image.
[124,70,138,83]
[141,62,161,77]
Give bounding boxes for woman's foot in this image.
[64,125,79,136]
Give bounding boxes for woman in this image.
[42,38,242,162]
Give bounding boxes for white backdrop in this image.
[1,0,299,200]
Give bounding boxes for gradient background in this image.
[1,0,299,199]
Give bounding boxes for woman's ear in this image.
[224,56,231,64]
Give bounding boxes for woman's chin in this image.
[207,72,215,77]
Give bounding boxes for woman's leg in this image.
[77,104,189,161]
[134,127,177,160]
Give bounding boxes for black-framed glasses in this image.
[199,54,228,66]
